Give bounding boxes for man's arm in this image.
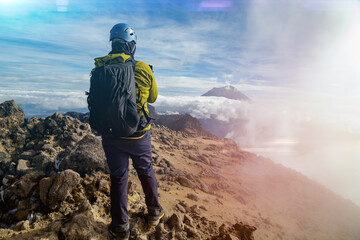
[148,74,158,103]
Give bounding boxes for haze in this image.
[1,0,360,205]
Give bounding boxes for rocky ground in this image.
[0,100,255,239]
[1,100,360,240]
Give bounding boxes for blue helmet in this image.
[109,23,137,43]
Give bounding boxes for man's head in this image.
[110,23,137,43]
[109,23,137,57]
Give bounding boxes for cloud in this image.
[0,7,240,102]
[243,0,360,89]
[0,89,87,110]
[155,92,360,205]
[137,17,224,70]
[154,95,252,121]
[0,72,90,92]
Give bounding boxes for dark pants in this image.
[102,131,161,227]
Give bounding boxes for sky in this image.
[1,0,360,205]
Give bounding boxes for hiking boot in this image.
[108,224,130,240]
[148,206,165,226]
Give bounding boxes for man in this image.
[91,23,164,239]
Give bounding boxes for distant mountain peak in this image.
[202,85,251,101]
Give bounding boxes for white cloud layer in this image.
[0,89,87,110]
[154,93,360,206]
[154,95,252,121]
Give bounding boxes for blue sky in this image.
[1,0,359,113]
[0,0,249,113]
[1,0,360,205]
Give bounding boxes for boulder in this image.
[166,213,184,231]
[176,203,186,213]
[177,176,195,188]
[187,193,199,201]
[16,159,32,174]
[190,205,201,215]
[39,176,55,206]
[0,101,27,174]
[0,100,24,122]
[47,170,81,208]
[62,134,108,174]
[59,202,107,240]
[4,171,44,201]
[183,214,195,227]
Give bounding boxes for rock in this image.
[48,170,81,208]
[156,169,165,175]
[155,222,168,238]
[177,176,195,188]
[42,144,54,151]
[129,217,147,239]
[0,101,27,175]
[200,205,207,211]
[184,225,199,238]
[19,150,36,160]
[166,213,184,231]
[39,176,54,206]
[65,112,89,123]
[15,209,29,221]
[0,152,11,167]
[178,201,191,213]
[198,154,211,165]
[98,178,110,195]
[215,222,256,240]
[183,214,195,227]
[77,199,92,212]
[32,152,53,173]
[59,207,105,239]
[13,220,30,231]
[219,223,228,235]
[225,234,240,240]
[197,179,210,193]
[176,203,186,213]
[16,159,32,174]
[0,100,24,122]
[50,221,63,232]
[175,231,187,240]
[62,134,108,174]
[233,222,256,239]
[127,180,137,194]
[17,199,30,210]
[152,154,161,164]
[187,193,199,201]
[190,205,201,215]
[5,172,44,202]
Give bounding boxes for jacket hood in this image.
[94,53,132,68]
[92,53,132,73]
